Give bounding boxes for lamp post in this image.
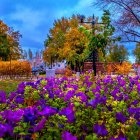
[79,14,102,76]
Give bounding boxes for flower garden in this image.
[0,71,140,140]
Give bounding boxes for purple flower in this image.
[16,82,26,94]
[59,106,75,123]
[134,111,140,121]
[54,89,61,95]
[71,84,78,90]
[5,123,13,136]
[119,80,126,86]
[24,107,37,125]
[107,105,112,111]
[62,131,77,140]
[34,118,46,132]
[1,109,24,123]
[64,90,75,101]
[87,81,93,88]
[76,92,88,102]
[137,121,140,126]
[131,100,139,106]
[0,90,6,103]
[26,82,37,89]
[137,84,140,91]
[116,112,128,123]
[9,92,16,101]
[39,106,57,116]
[99,96,107,105]
[15,95,24,104]
[93,123,108,137]
[89,98,99,108]
[0,124,7,138]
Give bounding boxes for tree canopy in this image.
[43,11,118,71]
[106,44,129,62]
[0,20,22,61]
[133,43,140,63]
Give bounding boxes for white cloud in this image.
[9,5,47,30]
[56,0,102,20]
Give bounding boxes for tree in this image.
[106,44,129,62]
[44,15,90,71]
[43,17,69,66]
[43,11,118,72]
[28,49,33,60]
[60,27,90,72]
[133,43,140,63]
[43,47,57,68]
[0,20,22,61]
[93,0,140,43]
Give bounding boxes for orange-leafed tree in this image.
[43,15,90,71]
[0,20,22,61]
[60,27,89,72]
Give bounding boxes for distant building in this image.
[46,60,67,70]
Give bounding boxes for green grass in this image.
[0,79,31,94]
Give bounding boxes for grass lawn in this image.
[0,79,30,94]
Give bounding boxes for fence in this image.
[83,62,120,74]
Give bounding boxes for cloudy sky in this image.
[0,0,135,62]
[0,0,102,51]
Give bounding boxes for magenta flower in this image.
[62,131,77,140]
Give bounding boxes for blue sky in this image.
[0,0,135,62]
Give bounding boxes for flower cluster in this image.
[1,73,140,139]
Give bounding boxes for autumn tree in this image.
[93,0,140,43]
[44,17,69,62]
[44,11,118,73]
[0,20,22,61]
[43,47,57,68]
[106,44,129,63]
[43,15,91,71]
[133,43,140,63]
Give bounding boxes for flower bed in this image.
[0,72,140,139]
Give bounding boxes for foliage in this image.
[133,43,140,64]
[44,11,118,71]
[0,20,22,61]
[1,73,140,139]
[0,60,31,78]
[89,10,116,56]
[43,17,69,65]
[115,61,132,75]
[106,44,129,62]
[0,80,30,94]
[93,0,140,43]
